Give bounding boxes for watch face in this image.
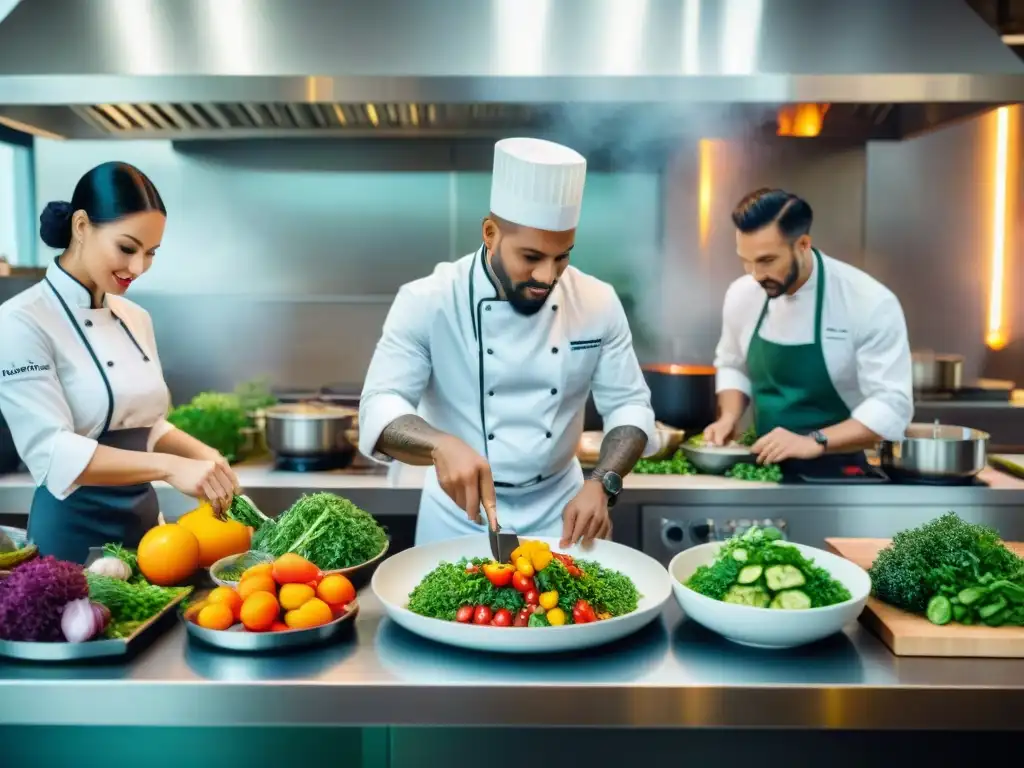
[603,472,623,494]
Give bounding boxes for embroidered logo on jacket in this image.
[2,360,52,378]
[569,338,602,351]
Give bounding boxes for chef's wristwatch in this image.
[810,430,828,450]
[591,469,623,508]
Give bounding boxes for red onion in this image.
[61,598,99,643]
[91,602,110,633]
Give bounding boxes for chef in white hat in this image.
[360,137,657,547]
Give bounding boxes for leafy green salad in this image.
[685,526,852,610]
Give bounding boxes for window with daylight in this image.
[0,124,34,267]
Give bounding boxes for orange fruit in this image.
[240,590,279,632]
[183,598,209,623]
[284,597,334,630]
[237,574,277,601]
[206,586,243,620]
[137,524,201,586]
[317,574,356,608]
[196,603,235,631]
[278,583,315,611]
[270,621,290,632]
[272,553,320,585]
[178,507,251,568]
[240,563,273,582]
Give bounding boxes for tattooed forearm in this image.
[375,414,447,466]
[593,426,648,476]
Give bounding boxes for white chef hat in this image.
[489,138,587,232]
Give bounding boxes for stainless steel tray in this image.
[0,589,189,662]
[181,591,358,653]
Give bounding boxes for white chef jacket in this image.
[0,259,176,500]
[713,251,913,441]
[359,247,658,484]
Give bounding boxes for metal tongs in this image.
[485,500,520,563]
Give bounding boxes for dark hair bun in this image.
[39,201,74,250]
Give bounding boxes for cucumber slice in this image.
[764,564,807,591]
[926,595,952,626]
[723,585,771,608]
[958,586,985,606]
[737,565,763,585]
[731,548,748,562]
[769,590,812,610]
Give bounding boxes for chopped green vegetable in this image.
[633,450,696,475]
[226,495,273,531]
[252,492,388,571]
[725,462,782,483]
[868,512,1024,626]
[685,525,852,609]
[85,572,190,631]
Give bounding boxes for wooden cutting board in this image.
[825,537,1024,658]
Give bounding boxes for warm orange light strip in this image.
[986,106,1011,350]
[776,104,830,138]
[698,139,713,248]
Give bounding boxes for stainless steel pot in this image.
[263,403,357,461]
[878,422,988,481]
[911,352,964,392]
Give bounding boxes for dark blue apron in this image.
[28,427,159,564]
[26,276,160,565]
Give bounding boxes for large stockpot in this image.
[263,403,357,465]
[878,422,988,481]
[911,352,964,392]
[642,364,717,433]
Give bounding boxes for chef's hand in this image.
[561,480,611,549]
[703,417,738,447]
[164,456,239,516]
[751,427,824,465]
[431,435,498,529]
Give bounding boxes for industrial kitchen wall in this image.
[32,124,1017,400]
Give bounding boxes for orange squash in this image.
[178,503,252,568]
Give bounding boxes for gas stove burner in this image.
[274,453,352,472]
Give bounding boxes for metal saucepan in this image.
[911,352,964,392]
[878,422,988,481]
[263,403,357,464]
[642,364,717,433]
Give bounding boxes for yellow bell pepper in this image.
[539,590,559,610]
[515,556,535,577]
[546,607,566,626]
[530,548,553,572]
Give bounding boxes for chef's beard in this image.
[491,247,556,316]
[760,248,801,299]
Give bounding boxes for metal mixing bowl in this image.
[681,443,756,475]
[878,422,989,481]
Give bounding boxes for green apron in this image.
[747,248,851,438]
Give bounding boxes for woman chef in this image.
[360,138,657,547]
[0,161,239,563]
[705,188,913,477]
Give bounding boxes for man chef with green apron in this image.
[704,188,913,477]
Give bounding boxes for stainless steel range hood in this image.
[0,0,1023,142]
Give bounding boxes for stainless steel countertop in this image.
[3,591,1024,730]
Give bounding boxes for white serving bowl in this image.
[372,535,672,654]
[669,541,870,649]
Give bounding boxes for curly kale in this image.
[868,512,1024,616]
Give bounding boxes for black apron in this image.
[28,427,159,564]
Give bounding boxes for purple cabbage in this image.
[0,556,89,641]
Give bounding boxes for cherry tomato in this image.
[491,608,512,627]
[465,564,479,574]
[553,552,575,567]
[524,589,539,606]
[472,605,493,625]
[566,565,582,578]
[512,572,535,593]
[513,607,531,627]
[455,605,474,623]
[572,599,597,624]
